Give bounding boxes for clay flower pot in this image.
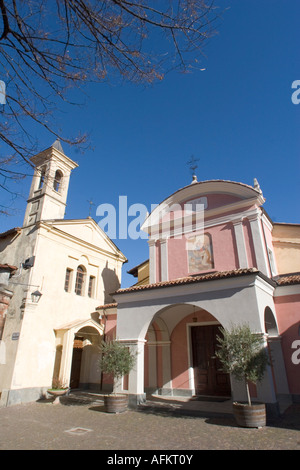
[47,388,69,404]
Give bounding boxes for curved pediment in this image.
[142,179,265,236]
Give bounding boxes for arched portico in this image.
[114,270,278,409]
[54,318,104,389]
[145,317,172,394]
[144,305,231,398]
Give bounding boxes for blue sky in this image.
[1,0,299,288]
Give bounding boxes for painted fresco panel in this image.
[187,233,214,272]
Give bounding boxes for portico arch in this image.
[144,317,172,394]
[144,304,231,398]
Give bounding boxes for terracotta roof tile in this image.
[96,302,118,310]
[276,274,300,286]
[115,268,260,294]
[0,264,18,273]
[97,270,300,308]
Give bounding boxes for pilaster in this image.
[160,239,168,282]
[248,212,270,276]
[148,240,156,284]
[232,218,248,268]
[116,339,146,407]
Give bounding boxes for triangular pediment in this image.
[42,217,127,262]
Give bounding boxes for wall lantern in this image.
[31,290,42,303]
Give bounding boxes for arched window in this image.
[53,170,63,192]
[38,167,46,189]
[75,265,86,296]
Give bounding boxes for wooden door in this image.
[191,325,231,396]
[70,337,83,389]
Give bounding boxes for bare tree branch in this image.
[0,0,219,212]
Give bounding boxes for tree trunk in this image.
[246,381,252,406]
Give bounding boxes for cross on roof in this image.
[87,198,95,217]
[187,155,199,176]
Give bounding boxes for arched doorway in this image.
[54,319,104,391]
[69,326,102,390]
[144,304,231,398]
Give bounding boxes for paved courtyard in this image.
[0,392,299,452]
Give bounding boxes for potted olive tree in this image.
[99,339,136,413]
[215,324,270,428]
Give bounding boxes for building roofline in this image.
[127,259,149,277]
[0,227,22,239]
[273,222,300,227]
[153,179,262,208]
[114,268,276,295]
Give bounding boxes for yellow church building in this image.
[0,141,127,406]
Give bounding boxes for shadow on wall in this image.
[102,262,120,304]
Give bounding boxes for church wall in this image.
[0,142,127,405]
[167,222,241,280]
[100,312,117,391]
[9,225,120,391]
[1,240,89,396]
[52,222,110,251]
[185,193,241,211]
[0,222,124,404]
[274,292,300,396]
[0,228,39,400]
[272,224,300,275]
[261,216,277,276]
[150,194,270,283]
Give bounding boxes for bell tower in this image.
[23,140,78,227]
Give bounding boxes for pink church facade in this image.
[98,179,300,415]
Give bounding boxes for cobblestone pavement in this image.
[0,392,299,451]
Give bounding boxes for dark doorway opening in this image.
[70,336,83,389]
